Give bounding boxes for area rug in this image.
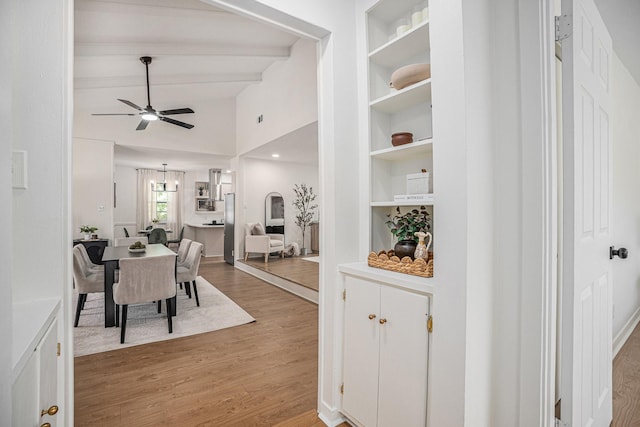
[73,276,255,356]
[301,256,320,263]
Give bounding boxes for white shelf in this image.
[371,138,433,160]
[371,199,433,207]
[370,79,431,114]
[369,21,430,67]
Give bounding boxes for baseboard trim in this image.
[235,262,319,304]
[318,402,347,427]
[614,306,640,357]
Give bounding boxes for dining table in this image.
[101,243,177,327]
[139,228,173,235]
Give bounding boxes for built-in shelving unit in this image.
[366,0,433,253]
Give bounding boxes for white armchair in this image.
[244,222,285,262]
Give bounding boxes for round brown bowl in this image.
[391,132,413,146]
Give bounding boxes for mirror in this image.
[265,192,285,235]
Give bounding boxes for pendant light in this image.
[151,163,178,192]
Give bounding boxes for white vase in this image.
[84,233,91,240]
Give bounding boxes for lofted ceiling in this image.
[74,0,315,170]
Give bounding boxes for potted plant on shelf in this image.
[151,218,160,228]
[385,206,431,259]
[292,183,318,256]
[80,225,98,240]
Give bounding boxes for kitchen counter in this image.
[185,223,225,256]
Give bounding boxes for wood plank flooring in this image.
[242,256,319,291]
[613,321,640,425]
[74,259,320,426]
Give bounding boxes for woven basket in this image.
[367,250,433,278]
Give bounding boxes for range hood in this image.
[208,168,223,202]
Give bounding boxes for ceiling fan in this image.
[92,56,195,130]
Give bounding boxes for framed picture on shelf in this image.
[196,199,213,211]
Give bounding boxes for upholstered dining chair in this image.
[244,222,285,262]
[177,241,204,306]
[112,254,177,344]
[176,238,192,266]
[75,243,103,274]
[167,226,184,249]
[72,245,105,327]
[114,236,149,247]
[148,228,168,246]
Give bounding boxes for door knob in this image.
[610,246,628,260]
[41,405,58,417]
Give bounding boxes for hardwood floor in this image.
[74,259,320,426]
[613,321,640,425]
[242,255,320,291]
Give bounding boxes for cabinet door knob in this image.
[41,405,58,417]
[368,314,376,320]
[41,423,51,427]
[379,318,387,325]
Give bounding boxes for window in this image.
[155,190,168,222]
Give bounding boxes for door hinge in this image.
[342,289,346,301]
[340,383,344,394]
[427,314,433,333]
[555,418,569,427]
[555,14,571,42]
[57,342,61,357]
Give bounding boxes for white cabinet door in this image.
[342,275,430,427]
[342,276,381,427]
[378,286,429,427]
[12,318,59,427]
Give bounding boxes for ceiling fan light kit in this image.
[92,56,195,130]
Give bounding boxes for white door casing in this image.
[561,0,613,425]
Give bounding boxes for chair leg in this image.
[192,280,200,307]
[264,253,268,263]
[185,282,192,298]
[74,294,86,327]
[244,252,249,261]
[166,298,173,333]
[115,304,120,327]
[179,283,183,290]
[281,250,285,258]
[157,300,162,313]
[120,305,128,344]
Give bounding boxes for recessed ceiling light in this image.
[225,170,231,173]
[271,153,280,158]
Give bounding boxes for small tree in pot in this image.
[292,183,318,255]
[385,206,431,259]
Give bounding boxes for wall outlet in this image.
[98,204,105,212]
[257,114,264,124]
[12,150,28,189]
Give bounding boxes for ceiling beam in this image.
[76,0,230,19]
[74,73,261,89]
[75,42,290,59]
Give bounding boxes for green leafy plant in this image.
[292,183,318,249]
[385,206,431,241]
[79,225,98,234]
[151,217,159,223]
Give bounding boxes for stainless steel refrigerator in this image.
[224,193,235,265]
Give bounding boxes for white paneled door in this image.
[561,0,613,425]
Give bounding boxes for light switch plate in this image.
[12,150,28,189]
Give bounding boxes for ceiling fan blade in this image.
[159,116,194,129]
[118,99,144,111]
[92,113,136,116]
[158,108,195,115]
[136,120,149,131]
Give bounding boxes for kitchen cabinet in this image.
[342,274,430,427]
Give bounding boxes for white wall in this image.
[236,38,318,155]
[9,0,73,424]
[113,165,137,238]
[611,52,640,350]
[72,139,115,242]
[0,0,13,420]
[241,157,318,249]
